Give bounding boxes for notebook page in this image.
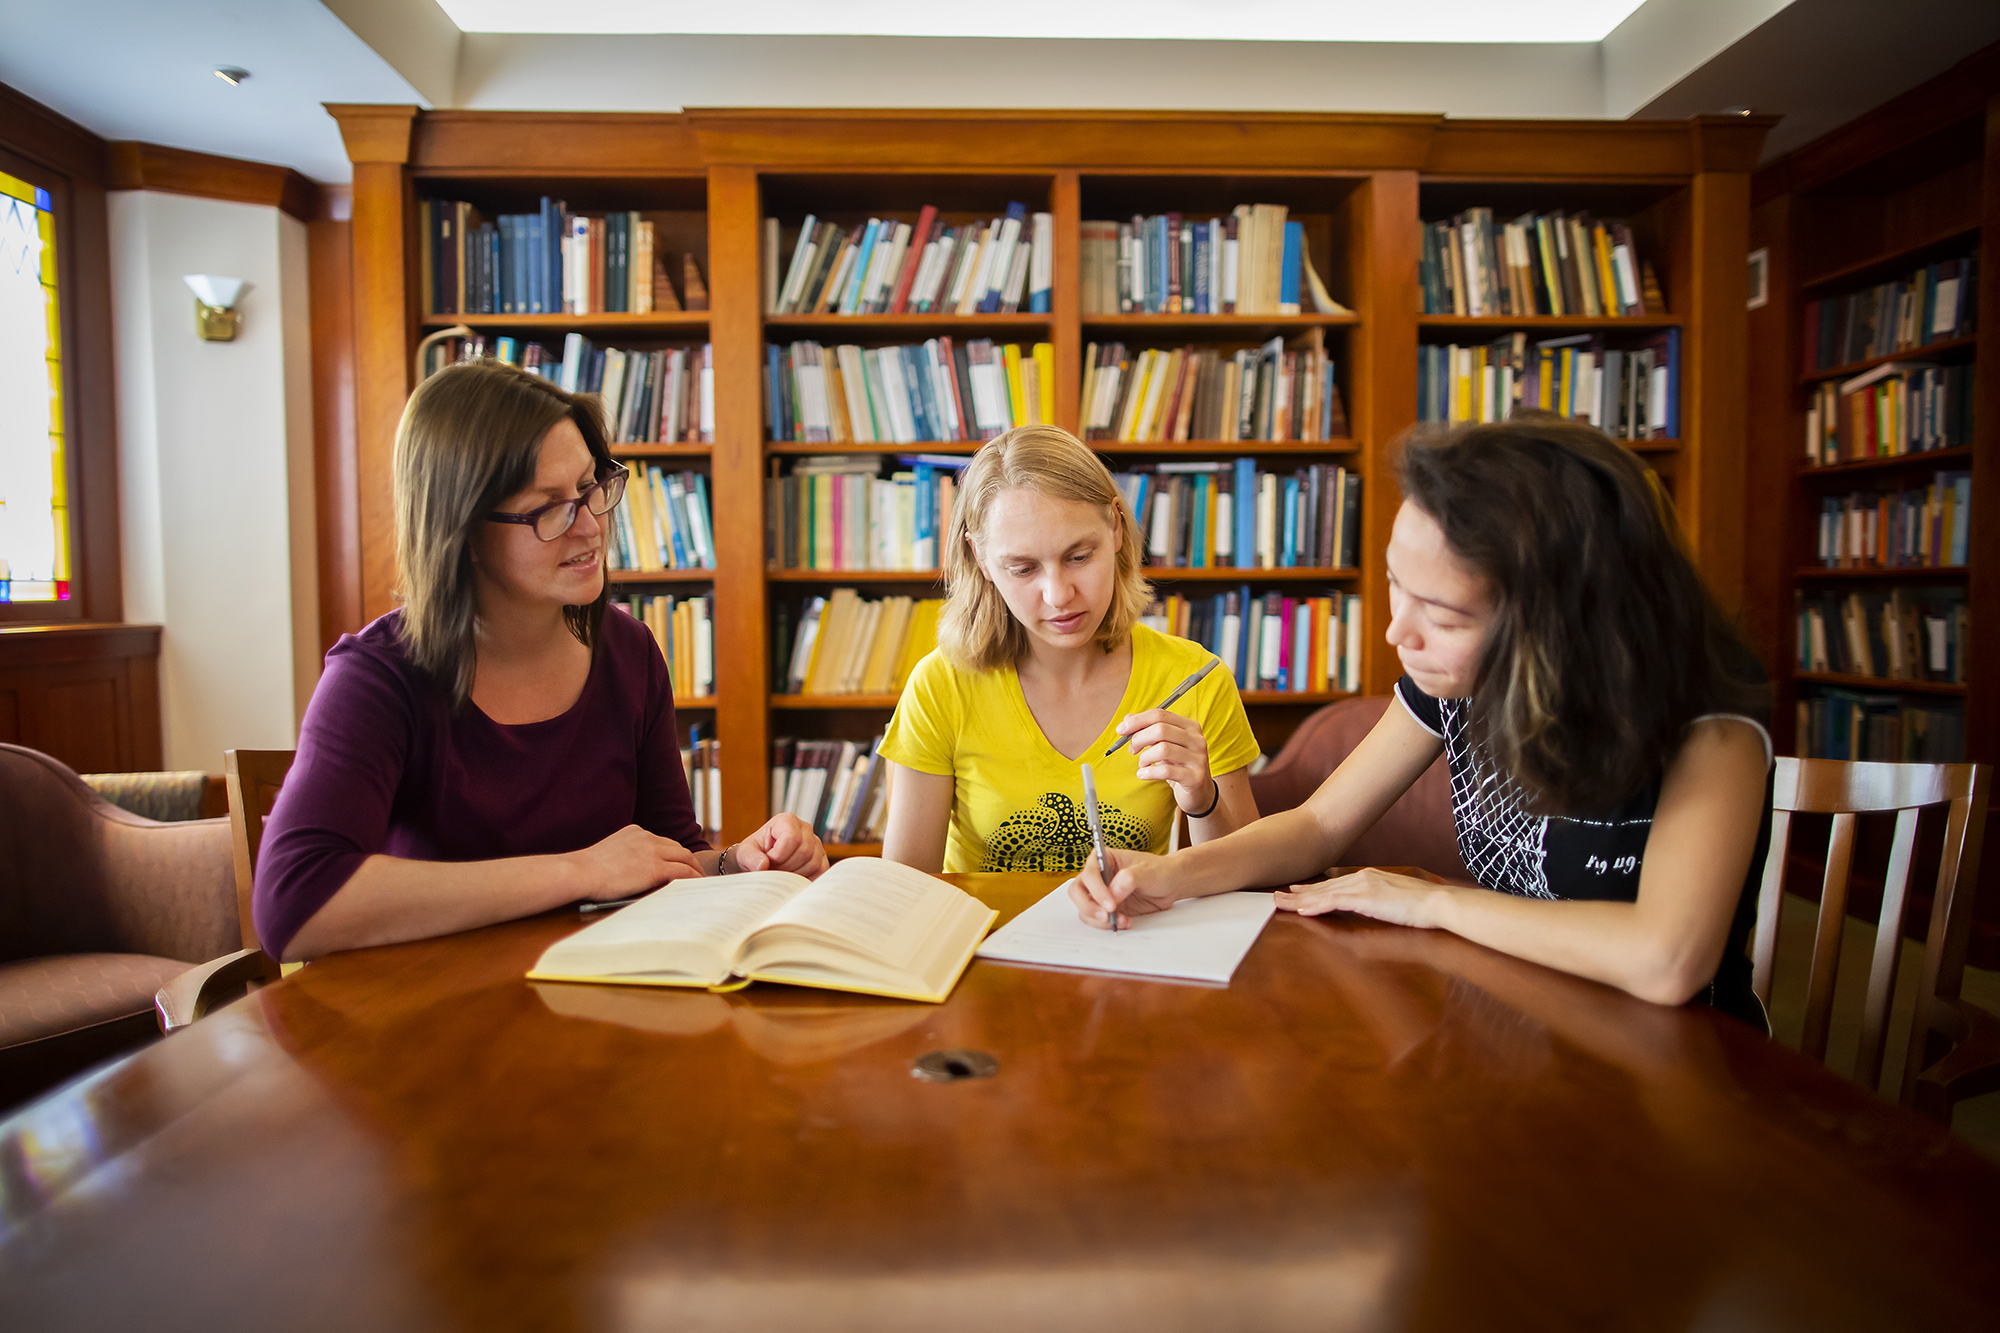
[975,880,1275,985]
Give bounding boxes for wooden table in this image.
[3,872,1997,1330]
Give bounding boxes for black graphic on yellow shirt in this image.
[981,792,1154,873]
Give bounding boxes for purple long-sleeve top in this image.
[253,607,707,959]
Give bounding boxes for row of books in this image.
[765,340,1053,444]
[609,467,715,573]
[771,735,890,845]
[1419,210,1659,319]
[767,205,1053,316]
[1797,690,1964,763]
[1081,339,1349,443]
[1417,331,1679,439]
[1802,361,1974,465]
[781,591,944,695]
[1815,473,1972,569]
[415,336,718,444]
[766,456,963,572]
[617,594,715,698]
[1077,209,1350,317]
[683,729,721,840]
[1112,460,1362,571]
[422,197,708,316]
[1143,591,1364,694]
[1803,253,1978,371]
[1795,588,1968,684]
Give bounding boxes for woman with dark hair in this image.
[256,360,825,963]
[1072,415,1774,1026]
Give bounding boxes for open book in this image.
[527,858,998,1003]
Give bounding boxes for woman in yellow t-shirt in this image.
[879,425,1260,874]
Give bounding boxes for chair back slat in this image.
[1778,758,1954,815]
[1854,807,1921,1089]
[1801,812,1858,1062]
[1902,765,1991,1104]
[1751,805,1792,1007]
[223,750,296,955]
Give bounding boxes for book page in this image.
[754,858,964,959]
[976,881,1275,985]
[531,873,809,981]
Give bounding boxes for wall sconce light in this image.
[184,274,247,342]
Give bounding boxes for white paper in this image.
[976,881,1275,985]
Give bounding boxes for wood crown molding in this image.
[0,79,109,183]
[326,104,420,165]
[106,142,318,221]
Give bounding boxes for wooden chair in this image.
[1752,757,1996,1121]
[154,749,294,1032]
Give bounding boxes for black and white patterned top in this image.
[1396,675,1773,1027]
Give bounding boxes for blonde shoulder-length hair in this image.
[393,358,615,708]
[938,425,1152,671]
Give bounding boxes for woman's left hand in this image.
[730,813,831,878]
[1115,708,1214,814]
[1273,868,1453,929]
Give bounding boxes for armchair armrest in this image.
[1913,996,2000,1124]
[154,948,275,1032]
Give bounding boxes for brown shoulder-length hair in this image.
[938,425,1151,671]
[1396,413,1766,815]
[393,359,614,707]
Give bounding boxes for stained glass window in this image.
[0,169,67,603]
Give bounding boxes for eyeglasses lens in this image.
[592,471,627,514]
[534,502,580,542]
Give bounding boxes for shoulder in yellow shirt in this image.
[879,625,1260,874]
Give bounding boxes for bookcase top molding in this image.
[331,105,1774,179]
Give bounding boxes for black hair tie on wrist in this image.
[1185,776,1221,820]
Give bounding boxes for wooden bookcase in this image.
[1745,47,2000,962]
[327,106,1768,852]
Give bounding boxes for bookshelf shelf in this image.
[1796,445,1973,479]
[675,696,719,708]
[1798,336,1977,387]
[611,444,712,460]
[1240,690,1359,705]
[607,568,715,584]
[826,843,882,860]
[764,313,1051,331]
[1623,439,1682,454]
[420,313,710,332]
[1415,314,1684,330]
[1798,221,1981,291]
[1792,673,1966,696]
[1795,565,1968,581]
[338,105,1770,856]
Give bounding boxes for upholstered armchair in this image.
[0,743,239,1109]
[1248,695,1471,882]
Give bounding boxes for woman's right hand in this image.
[571,824,707,901]
[1070,847,1181,930]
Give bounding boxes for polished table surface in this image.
[4,871,1998,1331]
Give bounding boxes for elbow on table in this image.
[1619,944,1713,1008]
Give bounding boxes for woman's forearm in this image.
[1175,803,1349,896]
[1429,889,1719,1006]
[281,851,593,962]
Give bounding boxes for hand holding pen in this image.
[1106,658,1221,815]
[1070,846,1181,931]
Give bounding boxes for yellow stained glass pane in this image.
[52,509,69,581]
[50,438,66,506]
[38,211,55,285]
[45,288,59,351]
[0,170,34,206]
[45,361,62,435]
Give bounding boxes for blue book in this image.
[1236,583,1254,684]
[980,203,1028,314]
[1665,328,1682,438]
[1279,221,1304,314]
[764,345,783,442]
[1281,476,1299,568]
[842,220,880,315]
[497,215,515,314]
[899,347,933,441]
[1153,215,1170,314]
[1321,361,1336,438]
[543,198,563,314]
[1233,458,1256,570]
[1192,224,1210,314]
[1211,593,1227,657]
[1951,474,1972,565]
[514,215,532,319]
[1192,475,1208,569]
[532,211,550,314]
[692,474,713,565]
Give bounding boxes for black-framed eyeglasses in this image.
[484,464,628,541]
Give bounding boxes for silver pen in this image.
[1103,657,1220,756]
[1081,762,1117,932]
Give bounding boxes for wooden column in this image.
[1968,94,2000,768]
[1357,170,1420,695]
[1683,166,1753,615]
[326,105,418,623]
[1050,170,1082,432]
[705,165,770,842]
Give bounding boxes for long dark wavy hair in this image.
[1396,413,1766,815]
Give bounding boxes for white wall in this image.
[109,191,319,772]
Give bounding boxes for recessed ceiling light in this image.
[214,67,250,86]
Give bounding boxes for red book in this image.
[889,206,938,314]
[935,337,971,441]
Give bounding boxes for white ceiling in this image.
[432,0,1650,42]
[1,0,1989,185]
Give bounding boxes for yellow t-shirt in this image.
[879,624,1261,874]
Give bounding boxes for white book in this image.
[1028,212,1054,310]
[693,599,713,696]
[959,223,1001,315]
[1259,603,1283,685]
[569,215,590,314]
[698,347,715,441]
[999,241,1032,313]
[908,237,943,311]
[876,350,920,444]
[976,880,1275,986]
[560,332,585,393]
[1343,596,1363,692]
[1219,609,1241,684]
[983,212,1024,309]
[1214,494,1233,560]
[1292,604,1311,693]
[918,232,958,310]
[599,351,628,438]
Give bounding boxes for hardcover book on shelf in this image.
[1082,338,1346,443]
[1421,208,1654,318]
[1080,207,1349,317]
[767,205,1052,316]
[767,340,1052,445]
[1418,330,1675,439]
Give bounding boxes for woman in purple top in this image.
[256,360,826,962]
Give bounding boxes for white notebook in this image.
[975,880,1276,985]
